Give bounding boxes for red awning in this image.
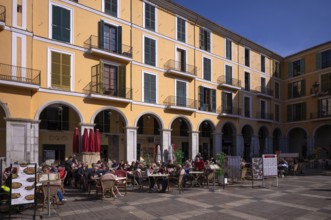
[72,127,80,153]
[95,129,101,153]
[89,128,95,152]
[82,128,89,152]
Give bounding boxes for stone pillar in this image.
[189,131,199,159]
[236,134,244,157]
[126,126,138,163]
[161,129,172,162]
[213,132,222,155]
[307,136,314,158]
[79,123,99,164]
[251,135,259,157]
[5,118,40,167]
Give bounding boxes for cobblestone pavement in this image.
[1,169,331,220]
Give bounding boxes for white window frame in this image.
[12,0,27,29]
[143,1,158,32]
[49,2,74,44]
[175,79,188,106]
[175,16,187,43]
[143,35,158,67]
[102,0,120,17]
[47,47,74,91]
[142,71,158,104]
[202,56,212,81]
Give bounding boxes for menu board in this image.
[11,163,36,205]
[37,173,60,182]
[251,157,263,180]
[262,154,278,176]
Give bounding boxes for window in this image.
[145,3,155,31]
[199,28,210,52]
[199,86,216,112]
[144,37,156,66]
[261,55,265,73]
[176,48,186,72]
[274,61,281,78]
[176,80,187,107]
[221,92,232,114]
[17,4,22,13]
[317,50,331,70]
[288,59,305,77]
[51,51,71,90]
[244,97,250,117]
[321,72,331,93]
[40,106,69,131]
[104,0,117,17]
[225,65,232,85]
[52,5,71,43]
[244,72,250,91]
[177,17,186,43]
[275,82,280,99]
[143,72,157,104]
[226,39,232,60]
[203,57,211,81]
[98,21,122,53]
[287,102,306,121]
[260,100,266,119]
[275,104,280,122]
[319,98,331,117]
[288,80,305,99]
[245,48,250,67]
[261,77,266,93]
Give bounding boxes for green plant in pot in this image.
[215,152,226,184]
[145,153,151,167]
[175,149,184,165]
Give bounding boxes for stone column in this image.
[161,129,172,162]
[213,132,222,155]
[189,131,199,159]
[126,126,138,163]
[5,118,40,167]
[236,134,244,157]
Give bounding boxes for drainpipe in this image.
[130,0,133,111]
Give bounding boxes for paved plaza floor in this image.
[1,169,331,220]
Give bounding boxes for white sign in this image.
[262,154,278,176]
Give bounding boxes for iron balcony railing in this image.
[164,60,196,76]
[0,5,5,23]
[256,112,273,120]
[84,35,132,58]
[0,63,40,85]
[256,86,273,96]
[84,82,132,99]
[218,105,242,115]
[164,96,197,109]
[310,111,331,119]
[217,76,241,88]
[50,72,70,91]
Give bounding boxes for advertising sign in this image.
[262,154,278,177]
[251,157,263,180]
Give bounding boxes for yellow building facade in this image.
[0,0,330,166]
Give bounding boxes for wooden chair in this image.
[114,170,127,194]
[97,179,116,199]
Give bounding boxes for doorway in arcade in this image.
[171,117,190,162]
[199,121,214,160]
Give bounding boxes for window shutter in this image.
[199,28,204,50]
[316,52,321,70]
[211,89,216,113]
[226,40,231,60]
[206,31,211,52]
[52,6,61,40]
[199,86,205,111]
[288,83,292,99]
[91,64,100,93]
[226,65,232,84]
[300,59,305,74]
[61,8,70,42]
[111,0,118,17]
[117,26,122,54]
[151,39,156,66]
[151,5,155,31]
[203,58,211,81]
[144,38,155,66]
[221,92,226,113]
[61,54,71,90]
[287,105,292,121]
[118,65,126,98]
[301,80,306,96]
[181,51,186,72]
[98,20,104,49]
[288,62,293,77]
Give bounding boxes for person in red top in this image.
[194,157,205,171]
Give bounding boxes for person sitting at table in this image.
[42,166,67,204]
[146,163,157,192]
[183,161,192,187]
[194,157,205,171]
[101,172,123,198]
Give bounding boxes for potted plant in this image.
[175,149,184,165]
[215,152,226,185]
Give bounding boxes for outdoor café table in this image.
[189,171,204,187]
[148,173,169,192]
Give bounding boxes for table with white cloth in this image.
[189,171,204,187]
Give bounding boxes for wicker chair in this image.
[42,184,60,209]
[98,179,116,199]
[114,170,127,194]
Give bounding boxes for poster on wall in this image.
[262,154,278,177]
[251,157,263,180]
[10,163,36,205]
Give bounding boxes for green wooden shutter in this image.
[151,39,156,66]
[199,28,204,50]
[62,8,70,42]
[211,89,216,113]
[117,26,122,54]
[300,59,305,74]
[111,0,118,17]
[199,86,205,110]
[287,105,292,121]
[226,65,232,84]
[150,4,155,31]
[226,40,231,60]
[118,65,126,98]
[203,58,211,81]
[52,6,61,40]
[91,64,100,93]
[221,92,226,113]
[288,62,293,78]
[98,20,104,49]
[316,52,321,70]
[61,53,71,90]
[144,38,156,66]
[206,31,211,52]
[288,83,292,99]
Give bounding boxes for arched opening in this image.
[39,103,81,164]
[199,121,215,160]
[273,128,282,154]
[314,125,331,159]
[136,114,162,163]
[222,123,236,156]
[171,117,191,162]
[242,125,253,161]
[93,109,126,162]
[0,106,6,158]
[288,128,307,158]
[258,127,268,156]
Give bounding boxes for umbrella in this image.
[172,144,176,162]
[72,127,80,153]
[155,145,161,162]
[95,129,101,153]
[89,128,95,152]
[82,128,89,152]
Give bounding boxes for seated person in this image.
[42,166,66,204]
[101,173,123,198]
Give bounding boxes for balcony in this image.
[217,76,241,90]
[218,105,241,118]
[84,35,132,63]
[164,96,197,113]
[256,112,273,122]
[310,112,331,120]
[255,86,273,98]
[164,60,196,79]
[0,5,5,30]
[0,63,40,90]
